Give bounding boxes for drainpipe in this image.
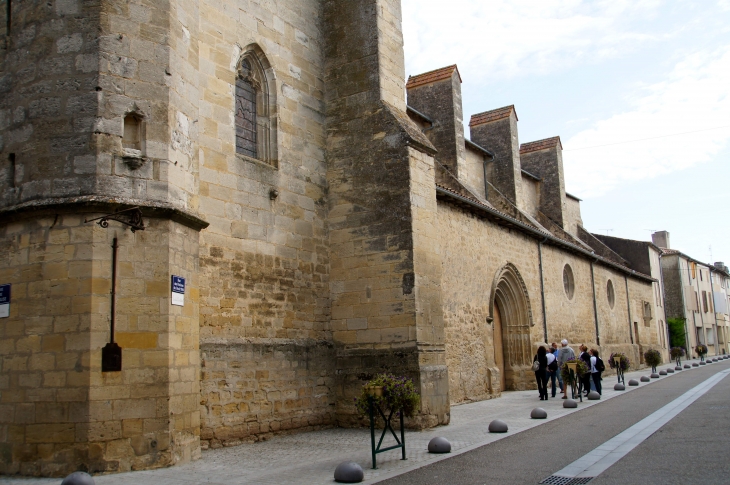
[538,236,548,343]
[590,258,600,346]
[625,275,633,344]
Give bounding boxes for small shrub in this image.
[560,358,589,383]
[608,352,630,371]
[354,374,420,418]
[644,349,662,368]
[670,347,685,360]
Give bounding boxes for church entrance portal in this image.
[490,263,534,391]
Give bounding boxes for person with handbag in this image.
[533,345,549,400]
[557,339,575,399]
[579,344,592,396]
[546,346,559,398]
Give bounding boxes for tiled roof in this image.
[520,136,563,154]
[469,105,517,126]
[406,65,461,89]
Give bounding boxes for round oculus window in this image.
[607,279,615,309]
[563,264,575,300]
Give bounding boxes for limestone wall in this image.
[194,0,333,447]
[0,214,200,476]
[438,201,658,404]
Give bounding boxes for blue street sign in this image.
[171,276,185,306]
[171,276,186,294]
[0,284,9,318]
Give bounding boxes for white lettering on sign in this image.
[171,276,185,306]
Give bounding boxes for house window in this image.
[563,264,575,300]
[702,291,708,313]
[234,46,277,166]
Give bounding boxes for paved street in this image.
[2,358,728,485]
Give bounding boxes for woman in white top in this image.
[589,349,603,395]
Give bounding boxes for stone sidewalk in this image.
[2,358,726,485]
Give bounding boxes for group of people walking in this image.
[533,340,605,400]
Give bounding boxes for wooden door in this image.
[493,304,505,391]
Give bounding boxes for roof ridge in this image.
[406,65,461,89]
[520,136,563,154]
[469,105,517,126]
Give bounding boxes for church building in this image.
[0,0,661,476]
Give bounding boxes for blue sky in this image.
[402,0,730,265]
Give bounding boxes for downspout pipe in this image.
[538,236,548,343]
[590,258,600,346]
[676,258,690,354]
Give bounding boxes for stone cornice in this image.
[0,196,209,232]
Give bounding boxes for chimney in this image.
[469,106,522,205]
[519,137,566,227]
[652,231,670,249]
[406,65,465,177]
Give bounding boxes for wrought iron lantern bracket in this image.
[85,207,145,232]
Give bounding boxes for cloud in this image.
[402,0,663,83]
[563,46,730,197]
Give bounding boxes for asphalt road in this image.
[380,361,730,485]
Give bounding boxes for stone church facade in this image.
[0,0,660,477]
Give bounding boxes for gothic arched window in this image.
[235,60,257,158]
[235,47,277,166]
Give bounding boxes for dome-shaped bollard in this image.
[428,437,452,453]
[587,391,601,400]
[488,419,509,433]
[563,398,578,408]
[650,373,660,378]
[666,368,674,373]
[693,362,699,367]
[700,361,706,365]
[659,370,668,375]
[614,383,626,390]
[674,366,682,371]
[531,407,548,419]
[640,376,651,382]
[334,462,364,483]
[628,379,640,386]
[61,472,96,485]
[684,364,691,368]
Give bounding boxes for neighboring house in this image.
[658,234,728,357]
[592,233,670,362]
[710,262,730,354]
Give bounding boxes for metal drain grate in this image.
[540,476,594,485]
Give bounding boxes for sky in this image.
[402,0,730,266]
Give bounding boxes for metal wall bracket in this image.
[85,207,145,232]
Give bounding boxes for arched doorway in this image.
[489,263,534,391]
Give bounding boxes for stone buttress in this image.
[324,0,450,428]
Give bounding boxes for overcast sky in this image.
[402,0,730,266]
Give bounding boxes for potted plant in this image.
[696,344,708,362]
[355,374,420,419]
[670,347,685,366]
[355,374,420,469]
[644,349,662,374]
[608,352,630,384]
[561,358,589,398]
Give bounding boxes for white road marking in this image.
[550,368,730,479]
